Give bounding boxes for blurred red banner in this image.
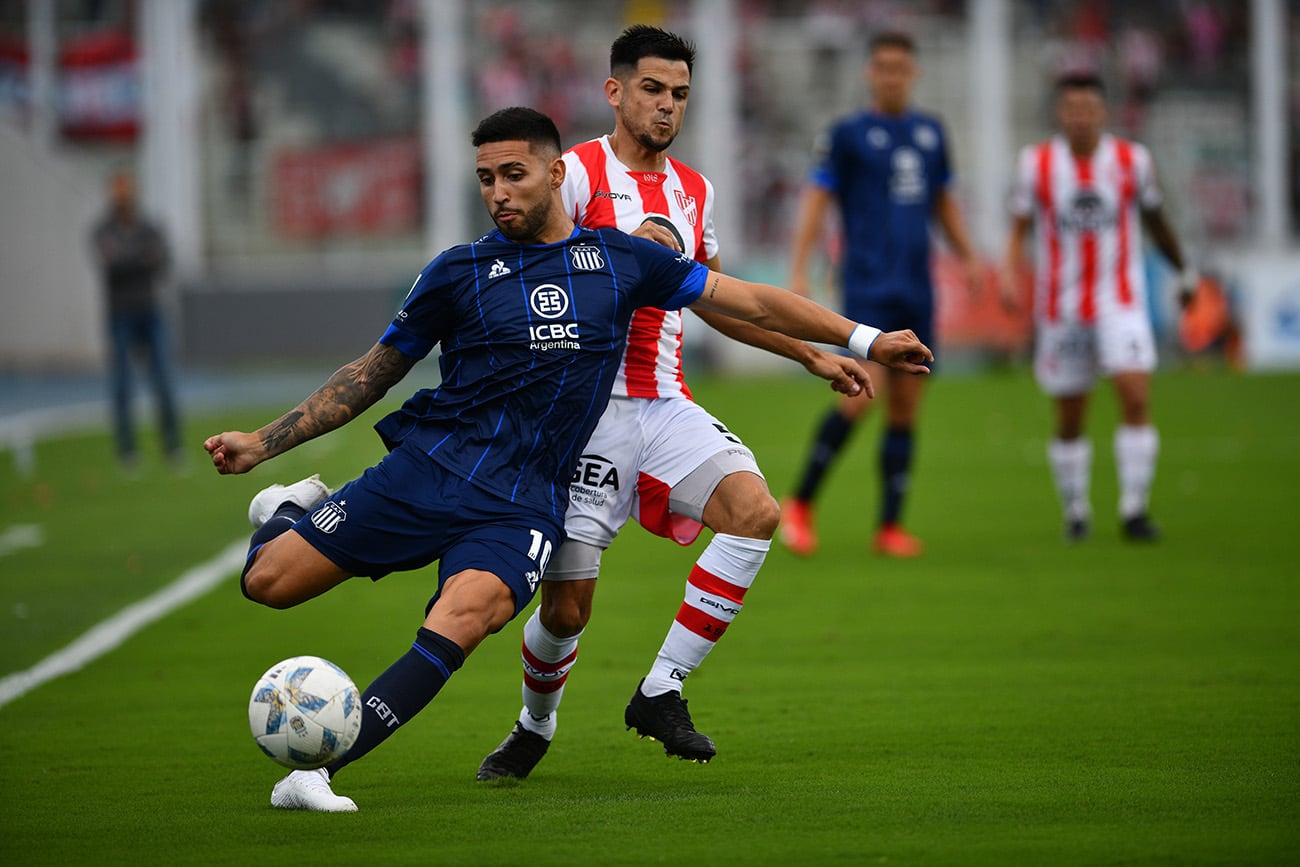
[272,137,423,239]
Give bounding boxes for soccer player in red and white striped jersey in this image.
[1004,74,1193,542]
[477,25,920,780]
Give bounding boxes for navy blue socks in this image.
[880,426,914,526]
[794,410,855,502]
[326,628,465,777]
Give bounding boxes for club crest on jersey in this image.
[569,245,604,271]
[487,259,512,279]
[674,190,698,227]
[311,501,346,534]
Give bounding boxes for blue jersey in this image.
[811,109,951,307]
[374,226,707,519]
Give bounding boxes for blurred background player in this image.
[1003,73,1193,542]
[477,25,903,781]
[90,167,183,472]
[780,31,980,559]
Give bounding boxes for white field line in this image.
[0,538,247,710]
[0,524,44,557]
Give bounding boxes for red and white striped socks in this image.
[517,611,581,740]
[641,533,769,697]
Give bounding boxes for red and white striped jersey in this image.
[1009,133,1162,324]
[562,135,718,399]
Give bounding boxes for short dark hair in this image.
[1056,72,1106,96]
[470,107,562,156]
[610,24,696,78]
[869,30,916,55]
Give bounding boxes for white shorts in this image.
[563,396,763,549]
[1034,311,1157,397]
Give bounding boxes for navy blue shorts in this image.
[844,294,935,355]
[292,442,563,618]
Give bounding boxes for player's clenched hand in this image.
[867,329,933,375]
[632,216,683,252]
[803,350,874,398]
[204,431,266,475]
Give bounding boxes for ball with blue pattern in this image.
[248,655,362,770]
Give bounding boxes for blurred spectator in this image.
[1117,23,1161,133]
[91,168,183,473]
[1183,0,1224,76]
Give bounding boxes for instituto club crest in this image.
[674,190,697,227]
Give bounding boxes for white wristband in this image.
[1178,268,1199,295]
[848,324,882,360]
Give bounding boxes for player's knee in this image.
[746,493,782,539]
[241,564,297,610]
[539,595,589,637]
[538,583,593,637]
[718,491,780,539]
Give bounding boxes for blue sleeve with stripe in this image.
[625,235,709,310]
[378,255,454,359]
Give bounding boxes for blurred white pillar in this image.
[1251,0,1289,249]
[138,0,203,278]
[422,0,469,257]
[691,0,741,261]
[25,0,56,150]
[968,0,1011,253]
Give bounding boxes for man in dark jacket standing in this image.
[92,168,182,471]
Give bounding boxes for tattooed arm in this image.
[204,342,418,475]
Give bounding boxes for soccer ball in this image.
[248,655,362,770]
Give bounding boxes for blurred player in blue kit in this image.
[205,107,932,812]
[780,31,980,558]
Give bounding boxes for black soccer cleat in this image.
[476,722,550,781]
[1064,517,1091,544]
[1122,514,1161,543]
[624,679,716,763]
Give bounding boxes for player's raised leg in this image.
[241,474,351,606]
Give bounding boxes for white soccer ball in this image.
[248,655,362,770]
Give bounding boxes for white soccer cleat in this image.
[247,474,332,528]
[269,768,357,812]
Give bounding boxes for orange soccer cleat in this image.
[778,498,818,557]
[873,523,923,558]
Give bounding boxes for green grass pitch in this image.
[1,368,1297,865]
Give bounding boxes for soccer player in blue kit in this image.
[780,31,980,559]
[205,107,932,812]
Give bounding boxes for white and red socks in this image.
[640,533,768,697]
[1048,437,1093,524]
[1114,424,1159,519]
[517,610,582,740]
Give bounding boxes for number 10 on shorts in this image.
[527,529,553,574]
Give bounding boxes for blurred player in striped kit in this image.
[476,25,913,780]
[1003,73,1194,542]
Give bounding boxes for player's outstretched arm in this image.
[693,307,873,397]
[688,272,932,374]
[204,341,418,475]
